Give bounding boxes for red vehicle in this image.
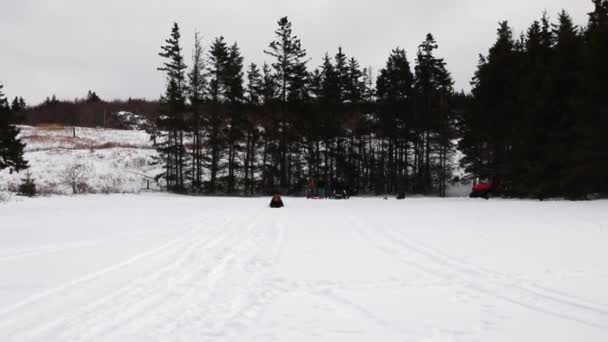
[470,181,497,199]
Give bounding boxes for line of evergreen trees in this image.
[460,1,608,199]
[146,1,606,198]
[153,19,457,196]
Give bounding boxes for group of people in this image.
[269,178,352,208]
[306,178,349,199]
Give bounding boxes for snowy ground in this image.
[1,195,607,341]
[0,126,159,195]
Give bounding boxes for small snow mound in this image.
[113,111,152,131]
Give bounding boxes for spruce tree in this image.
[345,57,364,104]
[0,83,28,174]
[377,48,414,194]
[155,22,188,192]
[464,22,521,193]
[264,16,308,188]
[243,63,263,193]
[225,42,245,193]
[188,31,206,192]
[548,11,584,198]
[205,36,230,193]
[246,63,263,105]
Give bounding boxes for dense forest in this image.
[152,20,458,196]
[150,0,608,198]
[4,0,608,199]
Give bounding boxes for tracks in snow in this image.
[349,213,608,330]
[0,209,287,341]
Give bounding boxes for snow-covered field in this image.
[1,195,607,341]
[0,126,159,195]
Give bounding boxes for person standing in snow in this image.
[318,178,326,199]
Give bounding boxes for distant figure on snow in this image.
[396,193,405,200]
[269,195,284,208]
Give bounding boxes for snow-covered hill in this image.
[0,126,160,195]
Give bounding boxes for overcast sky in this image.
[0,0,593,105]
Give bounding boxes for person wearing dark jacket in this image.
[269,195,284,208]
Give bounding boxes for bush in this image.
[37,182,61,195]
[0,191,11,203]
[99,174,123,194]
[60,163,90,194]
[18,172,37,197]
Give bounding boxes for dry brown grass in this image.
[36,123,65,130]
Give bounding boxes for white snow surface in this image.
[1,195,608,341]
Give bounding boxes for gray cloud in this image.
[0,0,592,104]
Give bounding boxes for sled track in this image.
[1,210,288,341]
[0,226,178,263]
[0,216,214,333]
[349,213,608,330]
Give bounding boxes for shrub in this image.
[18,172,36,197]
[60,163,90,194]
[37,182,61,195]
[0,191,11,203]
[99,174,123,194]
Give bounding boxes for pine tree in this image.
[548,11,584,198]
[205,36,230,193]
[243,63,263,193]
[463,22,521,193]
[246,63,263,105]
[0,83,28,174]
[155,22,188,192]
[225,42,245,193]
[18,171,36,197]
[11,97,21,112]
[188,31,206,192]
[264,16,308,189]
[345,57,364,104]
[86,90,101,103]
[334,47,349,103]
[10,96,27,123]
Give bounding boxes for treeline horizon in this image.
[5,0,608,199]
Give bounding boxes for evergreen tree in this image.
[334,47,349,103]
[0,83,28,174]
[462,22,521,193]
[154,22,188,192]
[86,90,101,103]
[224,42,245,193]
[345,57,364,104]
[546,11,584,198]
[18,171,36,197]
[10,96,27,123]
[246,63,263,105]
[243,63,263,193]
[412,34,455,196]
[205,36,230,193]
[11,97,21,112]
[376,48,414,194]
[264,16,308,188]
[188,31,206,192]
